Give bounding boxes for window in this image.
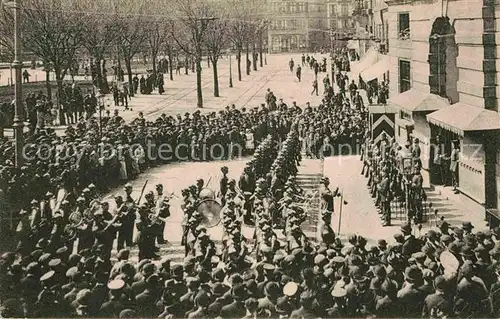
[330,4,336,16]
[398,13,410,40]
[341,4,348,16]
[399,59,411,93]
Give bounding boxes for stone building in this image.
[384,0,500,214]
[267,0,329,53]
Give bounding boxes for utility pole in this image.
[5,0,24,168]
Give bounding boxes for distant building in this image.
[267,0,328,53]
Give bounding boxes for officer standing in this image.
[377,170,391,226]
[319,177,338,225]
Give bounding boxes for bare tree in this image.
[115,0,147,96]
[205,18,228,97]
[226,0,261,80]
[162,32,177,81]
[21,0,85,125]
[169,0,216,108]
[0,2,14,63]
[80,0,117,93]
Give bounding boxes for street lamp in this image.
[4,0,23,168]
[227,48,233,88]
[97,91,105,138]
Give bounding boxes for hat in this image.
[400,223,412,234]
[377,239,387,247]
[283,282,298,296]
[56,246,68,255]
[434,275,447,292]
[66,266,79,278]
[264,282,280,297]
[117,249,130,260]
[462,221,474,230]
[331,286,347,298]
[108,279,125,290]
[48,258,61,268]
[231,283,247,300]
[40,270,55,282]
[119,309,137,318]
[263,263,275,271]
[404,266,423,284]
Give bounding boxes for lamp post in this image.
[227,49,233,88]
[5,0,24,168]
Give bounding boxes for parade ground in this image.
[5,52,487,246]
[79,52,490,260]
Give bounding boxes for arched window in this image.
[428,17,458,102]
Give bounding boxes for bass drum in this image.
[196,199,222,228]
[199,188,216,200]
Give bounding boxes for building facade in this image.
[267,0,328,53]
[384,0,500,212]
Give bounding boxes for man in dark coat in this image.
[219,284,246,318]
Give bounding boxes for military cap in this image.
[40,270,55,282]
[76,197,85,203]
[38,252,52,264]
[30,199,38,204]
[48,258,61,268]
[412,252,426,261]
[263,263,275,271]
[331,255,345,264]
[314,254,327,267]
[119,309,137,318]
[66,266,79,278]
[108,279,125,290]
[124,183,132,189]
[30,249,44,261]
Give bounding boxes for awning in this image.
[351,47,379,76]
[361,55,390,81]
[388,89,450,113]
[427,102,500,135]
[347,40,358,50]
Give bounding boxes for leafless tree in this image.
[205,16,228,97]
[21,0,85,124]
[114,0,147,96]
[80,0,117,93]
[226,0,262,80]
[169,0,217,108]
[0,2,14,63]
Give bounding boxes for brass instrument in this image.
[148,192,175,225]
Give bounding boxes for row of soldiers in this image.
[362,133,425,226]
